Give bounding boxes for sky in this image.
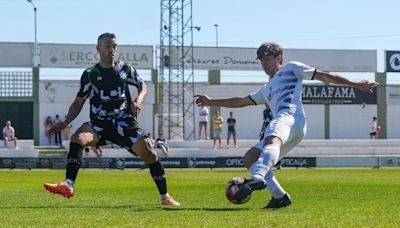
[0,0,399,83]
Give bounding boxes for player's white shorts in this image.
[254,113,306,159]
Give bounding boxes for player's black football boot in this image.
[264,193,292,209]
[234,178,266,202]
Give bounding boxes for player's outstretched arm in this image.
[194,94,254,108]
[48,97,85,135]
[314,70,378,93]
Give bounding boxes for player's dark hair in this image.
[256,42,283,59]
[97,33,116,44]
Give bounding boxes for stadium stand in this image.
[61,139,400,158]
[0,140,38,157]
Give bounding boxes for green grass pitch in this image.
[1,168,400,227]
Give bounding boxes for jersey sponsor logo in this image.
[119,71,127,80]
[100,87,122,100]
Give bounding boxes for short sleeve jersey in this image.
[249,61,316,117]
[262,105,273,129]
[77,62,143,120]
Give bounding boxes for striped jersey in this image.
[77,61,143,120]
[249,61,316,117]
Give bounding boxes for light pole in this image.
[27,0,40,146]
[214,24,218,47]
[27,0,38,67]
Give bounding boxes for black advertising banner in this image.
[277,157,316,168]
[302,85,377,105]
[0,157,316,169]
[385,50,400,72]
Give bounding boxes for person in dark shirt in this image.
[226,112,238,149]
[259,104,273,140]
[44,33,180,206]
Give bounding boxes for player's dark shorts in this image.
[156,143,166,149]
[89,116,146,155]
[370,131,377,136]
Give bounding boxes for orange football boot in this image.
[161,196,180,206]
[44,181,74,198]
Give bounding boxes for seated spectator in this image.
[93,146,103,157]
[156,133,169,157]
[3,120,17,148]
[84,146,103,158]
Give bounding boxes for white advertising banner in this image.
[174,47,376,72]
[387,85,400,105]
[285,49,376,72]
[0,42,33,67]
[40,43,153,69]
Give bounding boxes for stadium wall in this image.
[38,80,391,145]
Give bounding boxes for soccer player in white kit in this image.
[194,42,377,208]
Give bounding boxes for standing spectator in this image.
[44,116,53,145]
[212,110,223,149]
[156,133,169,157]
[3,120,17,148]
[226,111,238,149]
[54,115,62,146]
[198,106,209,140]
[62,115,72,141]
[369,116,381,139]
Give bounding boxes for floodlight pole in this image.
[27,0,40,145]
[214,24,219,47]
[27,0,38,67]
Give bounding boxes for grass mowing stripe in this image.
[0,168,399,227]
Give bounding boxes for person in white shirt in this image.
[369,116,380,139]
[194,42,377,209]
[3,120,17,147]
[197,106,209,140]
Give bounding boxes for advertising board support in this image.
[33,67,40,145]
[208,70,221,139]
[375,72,387,139]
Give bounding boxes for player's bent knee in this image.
[70,133,96,147]
[244,148,261,169]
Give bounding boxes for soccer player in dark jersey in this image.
[43,33,180,206]
[259,104,273,140]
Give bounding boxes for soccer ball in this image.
[225,177,251,204]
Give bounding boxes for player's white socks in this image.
[265,170,286,199]
[249,162,286,199]
[251,144,280,180]
[161,193,171,200]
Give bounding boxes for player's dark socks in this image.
[149,159,167,195]
[66,142,83,181]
